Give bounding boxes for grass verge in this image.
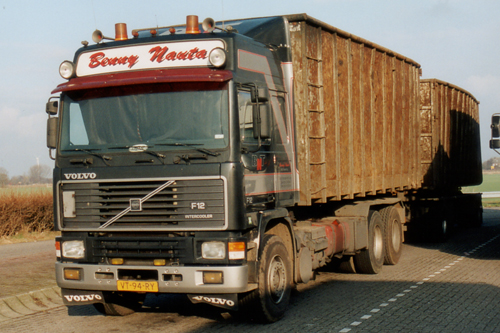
[0,230,60,245]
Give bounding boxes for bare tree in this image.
[0,167,8,187]
[483,157,500,170]
[28,164,51,184]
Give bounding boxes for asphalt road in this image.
[0,240,56,298]
[0,210,499,332]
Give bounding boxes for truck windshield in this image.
[59,83,229,153]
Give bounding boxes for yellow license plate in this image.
[117,280,158,292]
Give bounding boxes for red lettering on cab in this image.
[88,52,139,69]
[149,46,208,63]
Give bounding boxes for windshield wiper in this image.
[155,143,221,157]
[108,145,166,164]
[62,148,112,166]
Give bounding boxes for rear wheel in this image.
[93,292,145,316]
[339,256,356,273]
[380,206,403,265]
[354,211,385,274]
[432,216,450,242]
[239,234,292,322]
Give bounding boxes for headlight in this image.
[202,241,225,259]
[208,48,226,68]
[59,61,76,79]
[62,240,85,259]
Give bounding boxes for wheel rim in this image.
[441,220,447,235]
[391,219,401,252]
[268,254,287,303]
[373,225,384,260]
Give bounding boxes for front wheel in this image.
[354,210,385,274]
[239,234,292,322]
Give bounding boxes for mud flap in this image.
[187,294,238,311]
[61,289,105,305]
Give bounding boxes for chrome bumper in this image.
[55,262,253,294]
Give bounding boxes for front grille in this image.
[59,177,226,231]
[91,236,194,264]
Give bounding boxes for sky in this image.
[0,0,499,177]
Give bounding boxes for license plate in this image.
[117,280,159,292]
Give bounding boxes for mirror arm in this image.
[49,148,56,160]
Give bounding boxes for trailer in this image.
[409,79,482,239]
[419,79,481,190]
[46,14,481,322]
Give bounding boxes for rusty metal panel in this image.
[290,21,310,205]
[362,45,373,192]
[290,16,422,205]
[420,79,482,190]
[322,30,338,200]
[337,34,351,198]
[351,41,363,195]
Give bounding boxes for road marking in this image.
[337,232,499,332]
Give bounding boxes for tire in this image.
[329,256,356,274]
[354,211,385,274]
[239,234,292,323]
[439,219,449,240]
[380,206,403,265]
[433,217,450,242]
[93,292,145,316]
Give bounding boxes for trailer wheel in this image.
[93,292,145,316]
[437,219,449,242]
[380,206,403,265]
[354,210,385,274]
[240,234,292,322]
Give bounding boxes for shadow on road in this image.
[404,208,500,261]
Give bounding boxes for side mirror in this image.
[46,100,58,116]
[47,117,59,149]
[490,139,500,149]
[253,103,271,139]
[491,114,500,137]
[490,114,500,152]
[251,86,271,140]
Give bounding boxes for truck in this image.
[46,14,482,322]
